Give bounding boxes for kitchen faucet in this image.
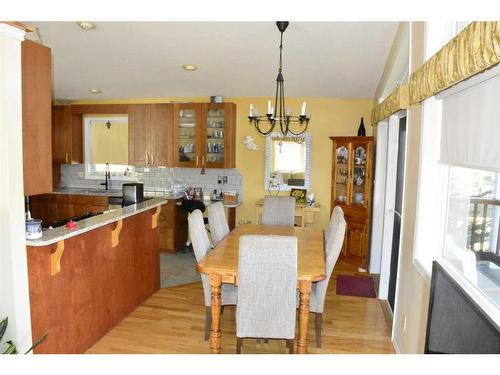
[100,163,111,190]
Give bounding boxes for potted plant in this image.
[1,317,47,354]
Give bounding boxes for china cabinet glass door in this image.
[334,142,351,205]
[204,104,226,168]
[350,142,370,208]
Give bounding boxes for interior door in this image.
[388,117,407,310]
[378,112,406,302]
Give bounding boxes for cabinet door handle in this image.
[146,153,149,165]
[202,155,205,166]
[151,154,154,165]
[196,155,199,166]
[65,153,69,163]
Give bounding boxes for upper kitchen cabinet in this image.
[149,104,173,167]
[202,103,236,169]
[129,104,173,167]
[173,102,236,169]
[22,40,53,196]
[52,105,83,188]
[172,103,202,168]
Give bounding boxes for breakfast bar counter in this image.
[27,197,167,246]
[25,198,167,353]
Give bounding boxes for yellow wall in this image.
[231,97,372,229]
[72,96,372,229]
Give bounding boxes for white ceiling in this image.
[27,22,398,100]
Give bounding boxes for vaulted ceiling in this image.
[27,21,398,100]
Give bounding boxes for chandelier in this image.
[248,21,311,136]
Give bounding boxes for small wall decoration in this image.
[290,188,307,204]
[243,135,259,150]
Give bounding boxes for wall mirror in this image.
[264,132,311,191]
[83,115,134,179]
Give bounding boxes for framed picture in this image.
[290,188,307,204]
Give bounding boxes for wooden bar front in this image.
[26,208,161,353]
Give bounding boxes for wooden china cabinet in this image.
[172,103,236,168]
[330,136,374,270]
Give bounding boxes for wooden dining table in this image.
[196,224,326,354]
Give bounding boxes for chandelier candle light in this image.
[248,21,311,136]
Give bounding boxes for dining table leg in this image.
[209,273,222,354]
[297,280,312,354]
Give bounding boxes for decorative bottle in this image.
[357,117,366,137]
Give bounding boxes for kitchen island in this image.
[26,198,167,353]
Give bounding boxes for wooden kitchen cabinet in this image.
[173,102,236,168]
[128,104,173,167]
[159,198,188,253]
[330,136,374,270]
[52,105,83,188]
[22,40,52,196]
[149,104,173,167]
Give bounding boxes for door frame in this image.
[369,121,389,275]
[375,110,408,304]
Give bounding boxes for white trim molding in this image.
[0,23,25,40]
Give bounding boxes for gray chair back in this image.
[236,235,298,339]
[188,209,212,306]
[315,207,346,312]
[325,206,344,246]
[207,202,230,246]
[261,196,295,226]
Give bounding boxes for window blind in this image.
[440,67,500,173]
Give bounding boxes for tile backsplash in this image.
[59,164,243,200]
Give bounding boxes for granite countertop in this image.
[53,187,123,196]
[53,188,241,208]
[144,192,242,207]
[145,191,185,200]
[26,198,168,247]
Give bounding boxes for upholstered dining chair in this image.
[325,206,344,246]
[261,196,296,226]
[306,206,346,348]
[207,202,230,247]
[236,235,298,354]
[188,209,238,341]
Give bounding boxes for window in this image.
[413,21,500,323]
[83,115,135,180]
[443,166,500,309]
[412,21,467,277]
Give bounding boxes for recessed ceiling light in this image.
[77,22,96,31]
[182,64,198,71]
[89,88,102,94]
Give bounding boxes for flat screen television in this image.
[425,261,500,353]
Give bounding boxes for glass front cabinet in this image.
[173,103,236,169]
[330,136,374,269]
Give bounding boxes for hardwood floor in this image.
[87,260,394,354]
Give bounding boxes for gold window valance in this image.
[409,21,500,104]
[371,84,409,125]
